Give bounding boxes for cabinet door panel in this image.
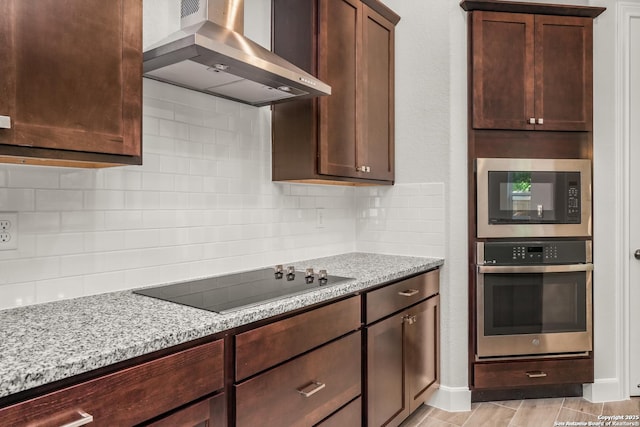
[367,314,408,427]
[362,5,394,181]
[406,296,440,412]
[318,0,360,178]
[472,11,535,130]
[2,0,141,158]
[535,15,592,131]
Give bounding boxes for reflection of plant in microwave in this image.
[510,172,532,192]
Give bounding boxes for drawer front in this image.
[147,393,226,427]
[0,339,224,426]
[236,296,361,381]
[316,397,361,427]
[366,269,439,324]
[235,332,361,427]
[474,357,593,389]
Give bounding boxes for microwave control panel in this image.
[566,180,581,221]
[480,240,589,265]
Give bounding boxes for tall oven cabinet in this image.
[461,0,605,402]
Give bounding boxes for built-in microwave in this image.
[476,158,592,238]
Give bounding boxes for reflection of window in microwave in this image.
[499,172,557,220]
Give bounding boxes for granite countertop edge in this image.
[0,252,444,399]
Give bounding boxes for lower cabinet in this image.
[0,271,442,427]
[235,332,361,427]
[0,339,225,426]
[365,270,440,427]
[234,296,362,427]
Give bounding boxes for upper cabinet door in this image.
[0,0,142,166]
[361,4,395,181]
[471,11,535,130]
[535,15,593,131]
[318,0,361,178]
[471,11,593,132]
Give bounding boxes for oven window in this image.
[484,272,587,336]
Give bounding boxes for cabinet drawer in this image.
[316,397,361,427]
[474,357,593,389]
[235,332,361,427]
[146,393,226,427]
[366,270,439,323]
[235,296,360,381]
[0,339,224,426]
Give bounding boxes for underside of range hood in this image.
[143,0,331,107]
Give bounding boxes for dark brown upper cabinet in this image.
[272,0,399,185]
[0,0,142,167]
[470,10,596,131]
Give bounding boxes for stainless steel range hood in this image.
[143,0,331,107]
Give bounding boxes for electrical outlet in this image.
[316,208,326,229]
[0,212,18,250]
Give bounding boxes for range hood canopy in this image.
[143,0,331,107]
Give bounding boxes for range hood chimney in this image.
[143,0,331,107]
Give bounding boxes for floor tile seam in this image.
[413,407,434,425]
[559,404,604,417]
[491,400,524,411]
[459,402,488,427]
[553,398,567,424]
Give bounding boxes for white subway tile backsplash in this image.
[0,188,35,211]
[35,276,84,304]
[8,167,60,189]
[36,190,83,211]
[0,282,36,309]
[0,81,445,311]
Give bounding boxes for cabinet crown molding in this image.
[460,0,605,18]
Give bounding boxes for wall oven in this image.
[476,240,593,359]
[476,158,592,238]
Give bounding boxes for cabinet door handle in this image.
[525,371,547,378]
[0,115,10,129]
[59,411,94,427]
[398,289,419,297]
[297,381,326,397]
[528,118,536,125]
[537,118,544,125]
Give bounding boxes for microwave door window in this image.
[489,171,561,223]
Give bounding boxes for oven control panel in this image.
[480,240,590,265]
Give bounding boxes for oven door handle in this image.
[477,263,593,274]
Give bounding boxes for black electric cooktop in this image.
[133,267,353,314]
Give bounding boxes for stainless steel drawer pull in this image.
[297,381,326,398]
[525,371,547,378]
[398,289,419,297]
[0,115,10,129]
[59,411,94,427]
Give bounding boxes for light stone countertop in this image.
[0,252,443,399]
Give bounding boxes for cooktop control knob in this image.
[274,264,284,279]
[305,268,314,284]
[318,269,328,285]
[286,266,296,281]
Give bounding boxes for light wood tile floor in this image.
[400,397,640,427]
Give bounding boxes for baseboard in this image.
[428,385,472,412]
[583,378,627,403]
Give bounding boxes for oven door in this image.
[476,158,592,238]
[476,263,593,358]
